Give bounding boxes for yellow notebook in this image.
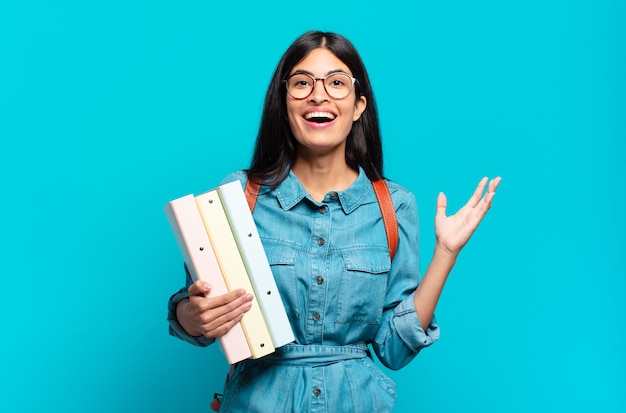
[195,190,275,359]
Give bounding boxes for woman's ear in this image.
[353,96,367,121]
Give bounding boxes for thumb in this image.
[436,192,447,219]
[187,280,211,297]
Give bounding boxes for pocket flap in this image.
[267,249,297,266]
[342,250,390,274]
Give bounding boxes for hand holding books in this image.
[165,181,295,364]
[176,280,252,340]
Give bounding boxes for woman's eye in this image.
[328,79,346,89]
[327,74,351,88]
[291,77,312,88]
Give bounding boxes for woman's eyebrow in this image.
[290,69,315,76]
[289,68,349,76]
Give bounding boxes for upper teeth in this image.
[305,112,335,120]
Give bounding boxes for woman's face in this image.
[286,48,367,158]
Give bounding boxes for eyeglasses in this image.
[284,72,357,100]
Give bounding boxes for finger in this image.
[475,177,502,215]
[206,312,246,338]
[482,177,502,204]
[435,192,447,219]
[465,177,488,208]
[206,295,252,326]
[187,280,211,297]
[205,289,250,310]
[490,176,502,193]
[201,295,253,337]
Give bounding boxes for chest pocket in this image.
[265,245,300,320]
[335,249,391,325]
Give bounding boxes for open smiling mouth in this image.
[304,112,336,123]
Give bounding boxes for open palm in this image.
[435,177,502,255]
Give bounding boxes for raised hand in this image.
[434,176,501,256]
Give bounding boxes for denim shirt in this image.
[167,168,439,412]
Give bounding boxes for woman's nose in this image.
[308,78,330,103]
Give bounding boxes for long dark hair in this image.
[247,31,383,186]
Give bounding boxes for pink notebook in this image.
[165,194,251,364]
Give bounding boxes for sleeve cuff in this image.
[167,289,215,347]
[393,292,440,351]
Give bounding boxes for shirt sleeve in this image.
[166,264,215,347]
[371,184,440,370]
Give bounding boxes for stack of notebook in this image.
[164,181,294,364]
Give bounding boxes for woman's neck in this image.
[291,157,358,202]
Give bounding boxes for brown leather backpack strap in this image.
[372,179,398,261]
[244,178,261,212]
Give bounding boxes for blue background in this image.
[1,1,624,412]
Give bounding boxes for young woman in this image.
[167,31,501,412]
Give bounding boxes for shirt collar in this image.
[275,167,371,214]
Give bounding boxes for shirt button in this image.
[313,388,321,397]
[312,312,320,321]
[319,205,327,214]
[317,238,325,246]
[316,276,324,285]
[329,192,338,200]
